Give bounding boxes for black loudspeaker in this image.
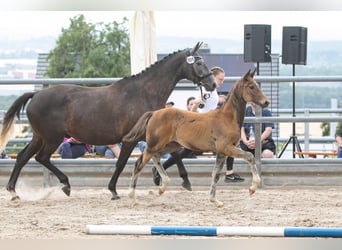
[282,26,307,65]
[244,24,271,63]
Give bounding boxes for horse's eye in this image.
[249,85,254,89]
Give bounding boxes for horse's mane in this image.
[224,77,247,128]
[122,49,187,80]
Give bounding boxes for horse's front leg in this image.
[230,147,260,195]
[152,154,170,195]
[209,154,226,208]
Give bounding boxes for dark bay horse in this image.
[0,42,216,201]
[123,69,269,207]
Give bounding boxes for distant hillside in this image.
[1,36,342,110]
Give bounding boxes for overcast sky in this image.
[1,11,342,42]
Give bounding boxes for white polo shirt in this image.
[198,87,219,113]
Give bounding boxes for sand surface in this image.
[0,183,341,239]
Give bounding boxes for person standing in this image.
[192,66,244,182]
[335,122,342,158]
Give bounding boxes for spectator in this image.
[1,149,8,159]
[94,144,121,159]
[58,136,91,159]
[335,122,342,158]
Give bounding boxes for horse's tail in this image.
[123,111,154,143]
[0,92,35,152]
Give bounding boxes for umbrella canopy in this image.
[130,11,157,75]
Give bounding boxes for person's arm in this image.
[240,127,248,145]
[261,127,272,143]
[67,137,82,144]
[190,96,202,112]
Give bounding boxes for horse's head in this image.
[241,69,270,108]
[183,42,216,92]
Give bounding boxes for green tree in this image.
[45,14,130,78]
[321,122,330,136]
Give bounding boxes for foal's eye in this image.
[249,85,255,89]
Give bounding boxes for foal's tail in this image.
[123,111,154,143]
[0,92,35,152]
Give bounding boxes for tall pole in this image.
[292,64,296,158]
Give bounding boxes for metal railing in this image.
[1,76,342,188]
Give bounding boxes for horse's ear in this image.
[243,69,251,81]
[250,68,257,78]
[190,42,203,55]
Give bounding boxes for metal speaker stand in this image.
[278,64,303,158]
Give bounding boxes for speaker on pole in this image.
[244,24,271,63]
[282,26,307,65]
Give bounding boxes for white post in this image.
[304,109,309,151]
[330,98,338,138]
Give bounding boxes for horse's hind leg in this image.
[35,142,71,196]
[7,137,42,200]
[209,154,226,208]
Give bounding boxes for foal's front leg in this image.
[230,147,260,195]
[209,154,226,208]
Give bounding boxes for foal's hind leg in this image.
[128,152,153,205]
[209,154,226,208]
[151,153,170,195]
[35,143,71,196]
[7,137,42,200]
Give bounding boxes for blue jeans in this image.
[138,141,170,159]
[94,145,115,158]
[58,142,87,159]
[337,148,342,158]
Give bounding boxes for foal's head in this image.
[241,69,269,108]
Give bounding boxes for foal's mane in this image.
[224,77,247,128]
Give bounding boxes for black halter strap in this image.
[198,72,213,82]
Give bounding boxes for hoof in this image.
[158,188,165,195]
[111,195,121,200]
[249,188,256,196]
[209,197,224,208]
[110,190,120,200]
[216,202,224,208]
[62,186,71,196]
[182,181,192,191]
[10,195,20,201]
